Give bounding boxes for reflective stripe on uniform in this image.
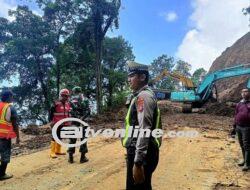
[53,112,69,116]
[122,97,136,147]
[0,103,12,125]
[154,108,161,147]
[0,119,12,126]
[1,103,9,121]
[0,102,16,139]
[0,128,11,133]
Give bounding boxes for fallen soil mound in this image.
[204,102,236,117]
[21,124,51,135]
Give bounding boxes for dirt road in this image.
[1,114,250,190]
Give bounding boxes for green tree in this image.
[102,36,134,107]
[36,0,84,95]
[37,0,122,113]
[174,60,192,77]
[86,0,121,114]
[56,21,96,97]
[192,68,207,86]
[150,54,175,90]
[0,6,56,123]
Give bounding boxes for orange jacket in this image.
[0,102,16,139]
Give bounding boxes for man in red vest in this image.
[49,89,71,158]
[0,90,20,180]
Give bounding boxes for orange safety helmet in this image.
[59,88,70,97]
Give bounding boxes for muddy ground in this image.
[2,104,250,190]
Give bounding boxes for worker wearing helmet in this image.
[49,88,71,158]
[68,86,90,163]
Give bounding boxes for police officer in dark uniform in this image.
[122,61,162,190]
[68,86,89,163]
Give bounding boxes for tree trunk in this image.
[55,44,60,96]
[92,0,120,114]
[107,84,113,107]
[95,37,103,114]
[55,39,61,97]
[94,7,103,114]
[36,60,51,115]
[56,60,60,97]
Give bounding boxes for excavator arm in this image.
[169,72,195,89]
[196,64,250,102]
[171,64,250,112]
[151,69,195,89]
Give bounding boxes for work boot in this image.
[0,173,13,181]
[80,153,89,163]
[50,141,57,158]
[242,151,250,171]
[55,142,66,155]
[238,160,245,167]
[0,162,13,181]
[68,153,74,164]
[238,149,245,166]
[242,165,250,171]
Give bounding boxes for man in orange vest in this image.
[49,89,71,158]
[0,90,20,180]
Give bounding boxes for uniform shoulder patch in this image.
[137,96,144,112]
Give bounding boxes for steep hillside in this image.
[209,32,250,102]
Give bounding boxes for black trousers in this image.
[67,124,88,154]
[67,138,88,154]
[0,138,11,163]
[236,126,250,153]
[126,144,159,190]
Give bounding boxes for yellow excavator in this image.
[151,69,195,90]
